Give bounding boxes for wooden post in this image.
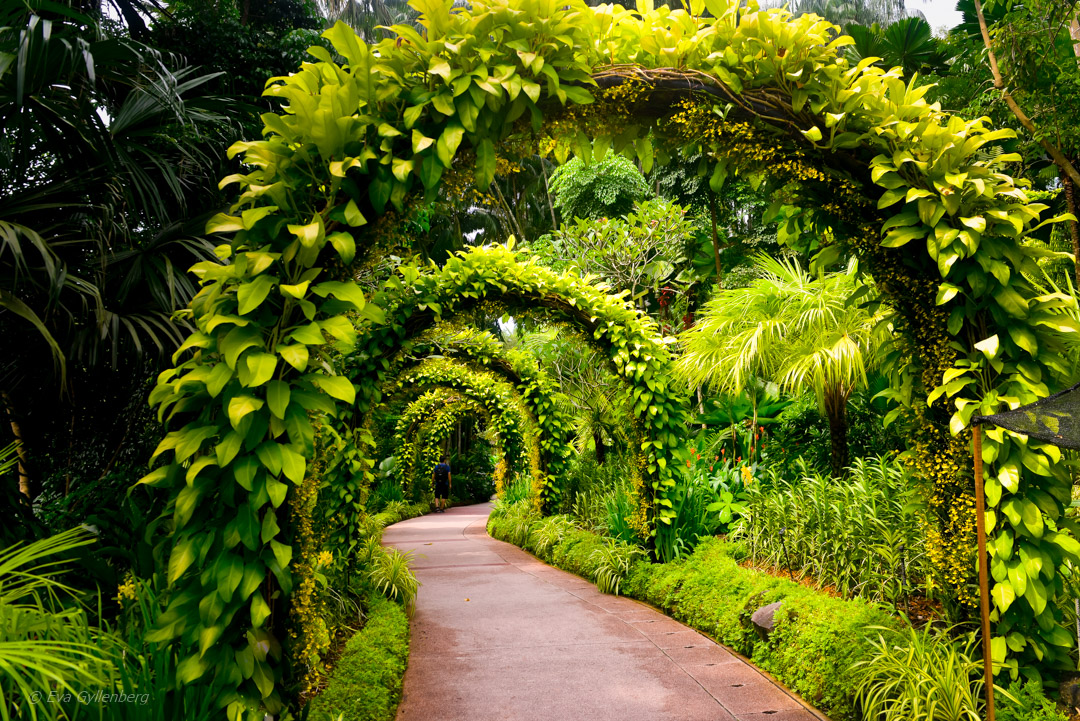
[974,426,996,721]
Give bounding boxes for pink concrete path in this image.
[382,502,828,721]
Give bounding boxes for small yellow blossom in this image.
[116,573,137,607]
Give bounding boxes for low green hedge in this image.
[623,538,899,720]
[488,511,896,721]
[307,594,411,721]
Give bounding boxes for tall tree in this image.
[969,0,1080,285]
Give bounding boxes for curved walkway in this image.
[384,503,826,721]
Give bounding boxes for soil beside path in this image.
[383,502,827,721]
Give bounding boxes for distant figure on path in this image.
[432,456,451,512]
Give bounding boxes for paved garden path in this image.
[383,502,827,721]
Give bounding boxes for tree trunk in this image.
[1061,165,1080,289]
[593,429,606,465]
[2,391,33,501]
[708,189,724,286]
[1070,18,1080,67]
[541,160,558,230]
[491,181,525,243]
[696,385,705,431]
[823,386,850,477]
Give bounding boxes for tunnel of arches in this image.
[374,360,539,502]
[354,324,574,509]
[140,0,1080,712]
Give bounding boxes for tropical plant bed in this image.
[736,559,946,626]
[304,593,411,721]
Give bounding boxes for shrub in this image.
[736,454,929,604]
[761,386,904,475]
[853,624,987,721]
[528,515,575,558]
[997,679,1069,721]
[306,595,411,721]
[0,528,119,721]
[367,477,405,513]
[546,152,651,221]
[590,538,646,596]
[368,548,419,606]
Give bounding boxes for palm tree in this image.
[761,0,920,27]
[845,16,949,76]
[518,326,629,464]
[0,1,237,496]
[315,0,417,41]
[677,254,888,475]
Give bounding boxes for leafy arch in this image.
[382,361,537,496]
[357,325,574,505]
[143,0,1080,711]
[348,244,689,529]
[391,390,494,498]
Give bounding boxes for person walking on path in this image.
[432,456,451,512]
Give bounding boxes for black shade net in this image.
[973,381,1080,450]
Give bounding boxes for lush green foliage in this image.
[388,364,531,499]
[135,0,1080,707]
[373,325,573,501]
[306,594,410,721]
[546,152,652,222]
[352,244,690,525]
[0,529,115,721]
[996,679,1070,721]
[853,624,989,721]
[538,198,699,304]
[679,254,887,474]
[761,385,905,474]
[737,455,928,605]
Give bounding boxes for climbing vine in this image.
[142,0,1080,711]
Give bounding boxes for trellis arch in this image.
[381,362,537,497]
[141,0,1080,712]
[355,324,574,506]
[347,244,689,530]
[390,390,495,499]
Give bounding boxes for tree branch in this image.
[973,0,1080,188]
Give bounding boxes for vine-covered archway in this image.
[390,390,496,499]
[358,325,574,507]
[381,360,537,498]
[142,0,1080,712]
[349,244,689,529]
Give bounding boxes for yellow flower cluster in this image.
[740,464,754,486]
[287,422,334,695]
[494,457,509,495]
[115,573,137,607]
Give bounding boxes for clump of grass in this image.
[853,624,990,721]
[590,538,645,596]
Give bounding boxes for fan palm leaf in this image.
[678,253,888,474]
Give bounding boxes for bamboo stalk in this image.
[973,426,996,721]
